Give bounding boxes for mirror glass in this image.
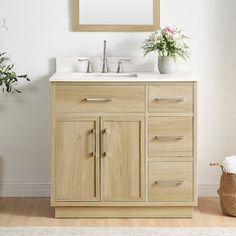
[79,0,153,25]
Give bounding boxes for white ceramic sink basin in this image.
[72,73,137,78]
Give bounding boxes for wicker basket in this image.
[217,166,236,217]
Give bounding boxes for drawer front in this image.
[149,85,193,113]
[55,85,145,113]
[149,117,193,157]
[149,162,193,202]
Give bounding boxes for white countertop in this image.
[49,72,199,82]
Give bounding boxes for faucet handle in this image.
[117,59,131,73]
[78,59,93,73]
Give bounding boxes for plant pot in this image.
[158,56,177,74]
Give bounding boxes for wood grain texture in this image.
[193,82,198,204]
[55,206,193,218]
[72,0,160,32]
[51,84,56,203]
[51,81,197,218]
[149,85,193,113]
[101,117,144,202]
[148,116,193,157]
[148,162,193,202]
[51,201,196,207]
[55,85,145,113]
[55,116,99,202]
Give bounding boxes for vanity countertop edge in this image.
[49,72,200,82]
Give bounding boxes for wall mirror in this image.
[72,0,160,32]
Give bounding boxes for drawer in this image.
[55,85,145,113]
[148,162,193,202]
[149,85,193,113]
[149,117,193,157]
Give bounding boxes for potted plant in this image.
[0,20,29,93]
[0,52,29,93]
[142,26,190,74]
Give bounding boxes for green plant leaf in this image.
[0,52,30,93]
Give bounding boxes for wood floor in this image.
[0,197,235,227]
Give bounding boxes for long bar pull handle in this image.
[91,128,96,157]
[155,98,184,102]
[102,129,108,158]
[85,98,113,102]
[155,180,184,186]
[155,136,184,141]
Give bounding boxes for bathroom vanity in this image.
[50,67,198,218]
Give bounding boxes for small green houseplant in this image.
[0,52,29,93]
[142,26,190,74]
[0,20,29,93]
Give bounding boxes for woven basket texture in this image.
[218,172,236,217]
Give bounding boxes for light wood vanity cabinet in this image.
[51,81,197,218]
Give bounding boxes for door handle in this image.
[91,128,96,157]
[102,129,108,158]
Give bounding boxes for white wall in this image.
[0,0,235,197]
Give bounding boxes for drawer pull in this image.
[155,180,184,186]
[155,98,184,102]
[84,97,113,102]
[155,136,184,141]
[91,128,96,157]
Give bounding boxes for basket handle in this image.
[220,165,226,173]
[209,162,226,173]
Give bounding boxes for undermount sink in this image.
[72,73,138,78]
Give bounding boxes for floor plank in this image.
[0,197,235,227]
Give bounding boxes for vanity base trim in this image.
[55,206,193,218]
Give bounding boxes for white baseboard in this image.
[198,184,219,197]
[0,182,219,197]
[197,170,220,197]
[0,182,50,197]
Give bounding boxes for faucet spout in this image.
[102,40,108,73]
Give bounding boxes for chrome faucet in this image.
[102,40,108,73]
[117,59,131,73]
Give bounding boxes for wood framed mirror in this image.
[72,0,160,32]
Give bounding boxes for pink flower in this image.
[163,26,176,34]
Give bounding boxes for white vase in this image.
[158,56,177,74]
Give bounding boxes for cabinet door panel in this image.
[101,117,144,201]
[55,116,99,201]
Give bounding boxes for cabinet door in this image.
[101,117,144,201]
[55,116,99,201]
